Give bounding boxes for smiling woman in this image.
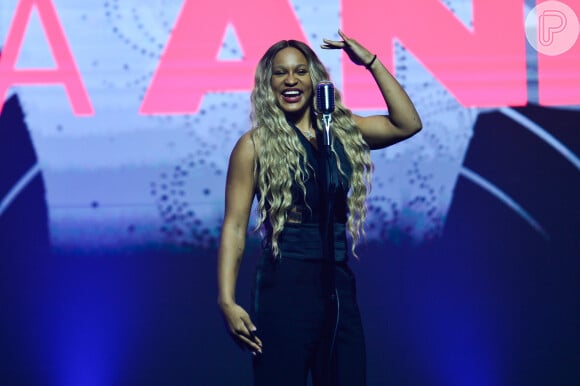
[270,47,313,120]
[217,31,422,386]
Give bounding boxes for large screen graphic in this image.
[1,0,576,251]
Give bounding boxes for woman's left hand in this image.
[321,29,375,68]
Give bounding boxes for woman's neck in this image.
[286,110,313,132]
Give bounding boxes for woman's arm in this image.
[322,30,423,149]
[217,130,262,354]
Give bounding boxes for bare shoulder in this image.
[231,129,257,160]
[227,129,260,176]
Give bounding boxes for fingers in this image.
[241,313,256,333]
[244,320,263,354]
[321,38,344,49]
[235,331,263,354]
[231,316,262,354]
[321,29,344,49]
[321,29,353,50]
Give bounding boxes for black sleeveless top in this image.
[262,122,353,261]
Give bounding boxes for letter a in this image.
[0,0,93,116]
[140,0,308,115]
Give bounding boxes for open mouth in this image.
[282,89,302,103]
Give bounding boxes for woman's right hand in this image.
[220,302,263,354]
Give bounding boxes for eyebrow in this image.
[272,63,309,70]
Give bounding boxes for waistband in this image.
[267,222,347,262]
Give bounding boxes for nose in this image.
[284,72,298,85]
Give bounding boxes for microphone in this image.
[316,81,335,115]
[316,81,335,147]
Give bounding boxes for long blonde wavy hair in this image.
[250,40,373,257]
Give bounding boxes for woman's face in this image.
[270,47,313,117]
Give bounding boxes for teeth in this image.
[283,90,300,96]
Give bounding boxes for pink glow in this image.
[537,0,580,105]
[0,0,579,116]
[0,0,94,116]
[139,0,308,115]
[342,0,528,109]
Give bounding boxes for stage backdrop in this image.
[1,0,579,385]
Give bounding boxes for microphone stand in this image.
[320,112,338,384]
[320,111,337,268]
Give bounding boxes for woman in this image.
[217,30,422,386]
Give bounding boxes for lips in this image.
[281,89,302,103]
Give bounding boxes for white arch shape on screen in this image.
[0,163,41,216]
[459,166,550,240]
[499,107,580,170]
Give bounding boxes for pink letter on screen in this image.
[342,0,527,109]
[0,0,94,116]
[140,0,308,115]
[538,0,580,105]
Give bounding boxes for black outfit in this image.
[252,125,366,386]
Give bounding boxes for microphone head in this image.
[316,81,335,115]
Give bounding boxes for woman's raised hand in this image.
[321,29,375,68]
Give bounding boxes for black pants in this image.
[252,256,366,386]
